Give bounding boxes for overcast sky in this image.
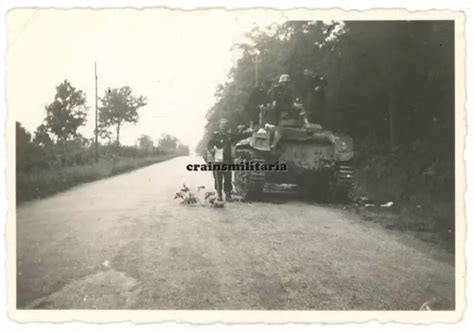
[6,9,286,150]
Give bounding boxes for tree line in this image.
[196,20,454,214]
[17,80,189,174]
[199,20,454,153]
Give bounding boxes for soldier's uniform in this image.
[301,74,327,125]
[270,83,304,125]
[207,129,252,199]
[267,74,308,151]
[245,86,271,128]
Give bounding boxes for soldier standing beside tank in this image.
[207,118,253,202]
[301,68,328,126]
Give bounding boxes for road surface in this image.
[16,156,455,310]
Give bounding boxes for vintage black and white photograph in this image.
[6,8,464,322]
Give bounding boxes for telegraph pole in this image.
[94,61,99,163]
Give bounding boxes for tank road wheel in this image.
[233,155,266,200]
[330,161,354,201]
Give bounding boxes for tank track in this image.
[234,152,266,200]
[247,160,266,197]
[331,161,354,199]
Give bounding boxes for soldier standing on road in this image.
[207,118,253,202]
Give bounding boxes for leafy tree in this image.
[16,122,32,173]
[33,123,53,147]
[137,134,154,153]
[16,122,48,173]
[99,86,147,146]
[16,121,31,147]
[44,80,88,143]
[157,133,179,151]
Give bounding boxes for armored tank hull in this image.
[233,124,354,201]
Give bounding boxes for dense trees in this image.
[16,122,40,172]
[196,20,455,220]
[200,21,454,154]
[328,21,454,150]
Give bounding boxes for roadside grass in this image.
[352,142,454,250]
[16,154,178,203]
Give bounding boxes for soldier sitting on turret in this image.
[269,74,310,151]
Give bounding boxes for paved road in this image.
[17,156,455,310]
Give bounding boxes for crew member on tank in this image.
[270,74,308,125]
[301,68,328,126]
[245,80,272,129]
[269,74,310,150]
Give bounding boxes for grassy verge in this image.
[17,154,180,203]
[351,142,454,251]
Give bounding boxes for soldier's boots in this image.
[217,191,223,201]
[225,192,233,202]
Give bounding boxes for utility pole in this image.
[253,52,261,87]
[94,61,99,163]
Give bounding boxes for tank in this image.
[233,114,354,201]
